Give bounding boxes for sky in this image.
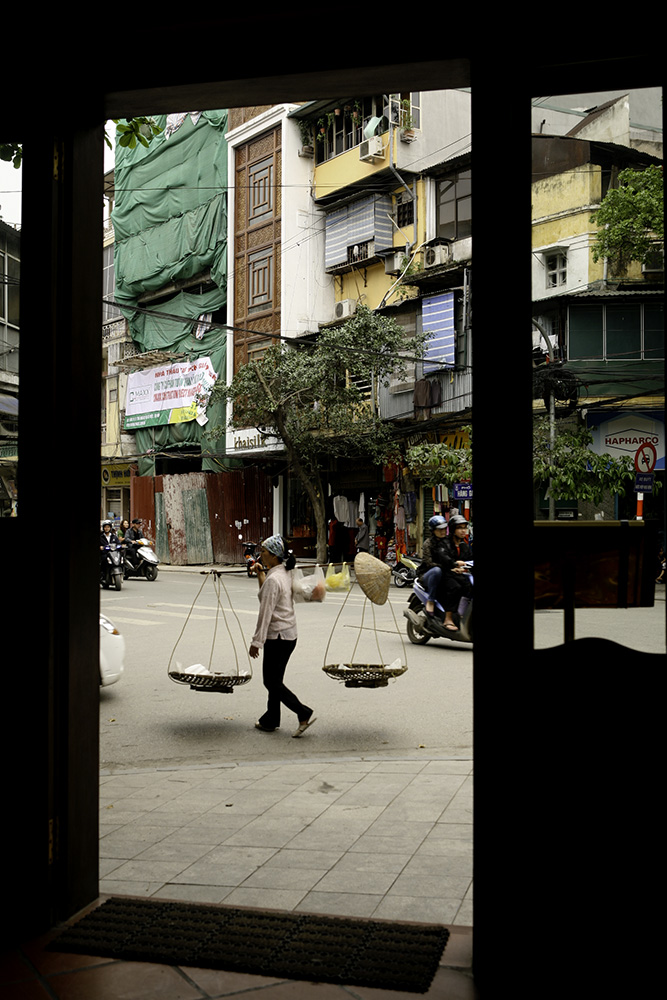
[0,158,22,228]
[0,127,116,229]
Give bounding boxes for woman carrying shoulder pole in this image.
[249,535,316,738]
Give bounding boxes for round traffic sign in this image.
[634,442,657,473]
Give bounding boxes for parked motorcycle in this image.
[403,568,473,645]
[391,552,420,588]
[241,539,262,576]
[123,538,159,581]
[101,543,124,591]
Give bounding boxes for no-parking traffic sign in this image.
[634,442,657,473]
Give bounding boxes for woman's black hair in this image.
[282,538,296,571]
[273,536,296,571]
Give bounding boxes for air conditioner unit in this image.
[359,135,384,162]
[424,245,451,268]
[384,251,405,275]
[335,299,357,321]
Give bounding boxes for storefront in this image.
[101,463,133,525]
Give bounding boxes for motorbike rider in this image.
[417,514,472,631]
[124,518,146,569]
[99,520,119,571]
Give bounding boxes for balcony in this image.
[378,367,472,424]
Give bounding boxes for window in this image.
[247,247,273,314]
[325,194,393,271]
[437,169,471,242]
[545,251,567,288]
[391,93,421,130]
[314,95,386,165]
[248,156,274,228]
[568,302,664,361]
[396,197,414,228]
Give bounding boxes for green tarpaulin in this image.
[111,110,235,472]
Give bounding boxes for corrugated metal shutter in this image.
[183,488,214,564]
[423,292,455,371]
[154,491,170,563]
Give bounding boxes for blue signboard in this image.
[453,483,473,499]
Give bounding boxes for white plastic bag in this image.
[292,566,326,603]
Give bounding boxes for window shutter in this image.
[423,292,455,370]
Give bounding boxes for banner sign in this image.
[587,410,665,471]
[124,357,218,430]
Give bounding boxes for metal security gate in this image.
[182,488,214,564]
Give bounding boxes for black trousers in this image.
[258,636,312,729]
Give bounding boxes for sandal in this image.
[293,716,317,738]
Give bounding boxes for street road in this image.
[100,569,664,771]
[99,570,474,770]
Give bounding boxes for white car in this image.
[100,614,125,686]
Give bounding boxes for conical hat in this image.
[354,552,391,605]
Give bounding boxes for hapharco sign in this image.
[588,411,665,471]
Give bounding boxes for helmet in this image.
[428,515,448,531]
[448,515,468,532]
[102,520,112,528]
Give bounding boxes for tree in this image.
[404,430,472,489]
[532,417,636,507]
[213,305,425,562]
[0,118,162,169]
[590,164,664,271]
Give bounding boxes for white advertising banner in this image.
[125,357,218,430]
[588,410,665,471]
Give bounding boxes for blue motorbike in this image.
[403,565,473,645]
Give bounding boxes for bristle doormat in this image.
[49,896,449,994]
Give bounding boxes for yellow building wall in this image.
[315,141,426,310]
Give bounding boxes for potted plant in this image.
[398,99,416,142]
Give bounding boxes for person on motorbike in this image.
[99,520,119,571]
[417,514,472,631]
[124,518,145,569]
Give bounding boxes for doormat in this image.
[49,896,449,994]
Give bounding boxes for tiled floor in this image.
[2,756,477,997]
[1,909,477,999]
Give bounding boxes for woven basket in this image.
[168,667,252,694]
[354,552,392,605]
[322,662,407,688]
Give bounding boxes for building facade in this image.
[531,132,664,523]
[226,91,473,561]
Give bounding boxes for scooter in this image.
[123,538,159,581]
[101,543,124,591]
[391,552,420,588]
[403,569,473,645]
[241,539,262,576]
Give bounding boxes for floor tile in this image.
[43,960,203,999]
[295,891,383,917]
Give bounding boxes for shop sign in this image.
[102,464,132,487]
[124,357,218,430]
[231,428,282,453]
[587,410,665,471]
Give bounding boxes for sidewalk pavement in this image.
[99,754,473,925]
[95,752,474,997]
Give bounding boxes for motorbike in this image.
[391,552,420,588]
[403,565,473,645]
[123,538,159,581]
[101,543,124,591]
[241,539,262,576]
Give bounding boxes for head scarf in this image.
[262,535,286,558]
